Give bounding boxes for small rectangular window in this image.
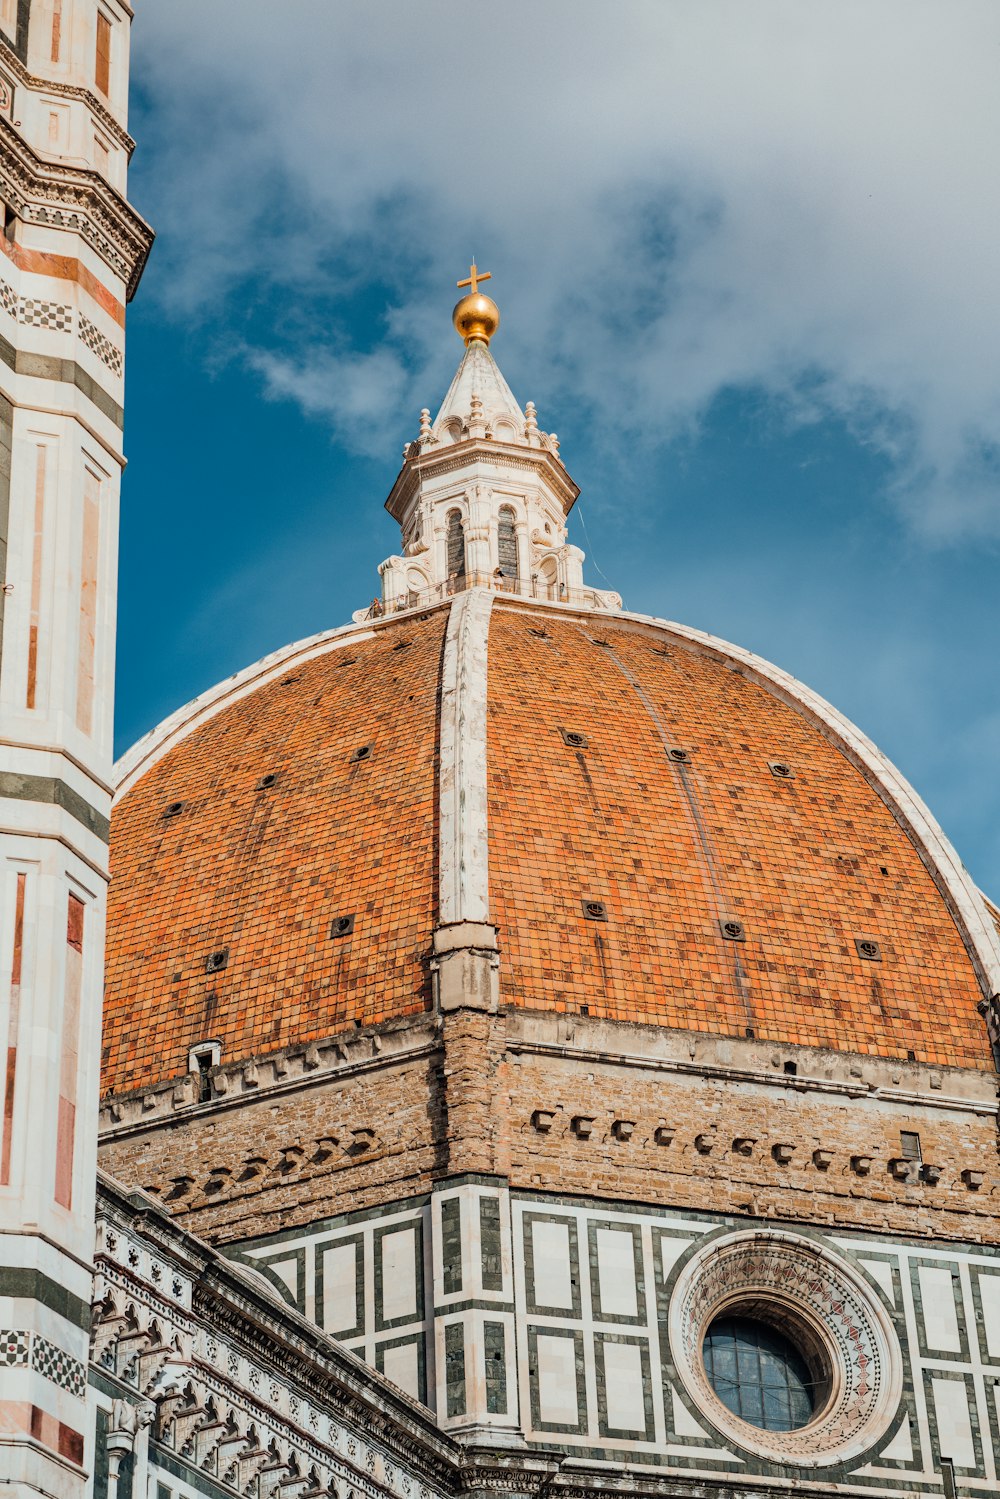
[95,12,112,97]
[900,1130,922,1162]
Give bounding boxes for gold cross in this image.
[457,261,491,295]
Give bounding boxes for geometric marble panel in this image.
[536,1331,580,1427]
[322,1239,361,1337]
[931,1377,975,1468]
[380,1226,418,1324]
[594,1228,638,1319]
[979,1272,1000,1360]
[379,1338,421,1402]
[531,1219,574,1310]
[600,1337,647,1433]
[919,1266,961,1353]
[861,1258,896,1306]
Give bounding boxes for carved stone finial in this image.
[419,408,431,440]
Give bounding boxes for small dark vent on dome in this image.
[336,657,358,668]
[855,937,882,962]
[651,645,671,658]
[162,800,186,819]
[280,676,301,686]
[204,948,229,974]
[527,627,550,640]
[720,919,746,942]
[668,748,690,764]
[350,743,373,763]
[392,639,412,652]
[582,899,608,922]
[559,727,589,749]
[768,760,794,779]
[255,773,279,791]
[591,637,611,648]
[329,914,355,939]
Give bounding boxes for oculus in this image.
[670,1229,903,1466]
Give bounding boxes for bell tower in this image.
[369,266,622,616]
[0,3,152,1493]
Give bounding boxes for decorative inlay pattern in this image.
[0,278,124,378]
[19,296,72,331]
[670,1229,903,1466]
[80,312,123,375]
[0,1329,86,1394]
[0,1331,28,1365]
[31,1333,87,1395]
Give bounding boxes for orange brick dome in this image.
[103,593,998,1098]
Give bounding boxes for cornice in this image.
[99,1017,439,1138]
[0,41,135,154]
[509,1037,999,1118]
[385,440,580,524]
[0,114,153,299]
[96,1171,461,1489]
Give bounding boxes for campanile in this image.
[0,4,151,1492]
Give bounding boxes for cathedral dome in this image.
[103,590,998,1098]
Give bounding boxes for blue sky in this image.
[118,2,1000,898]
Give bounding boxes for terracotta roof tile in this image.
[486,608,989,1069]
[103,611,446,1093]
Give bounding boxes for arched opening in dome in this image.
[539,556,559,600]
[446,509,467,588]
[497,506,519,591]
[406,568,427,608]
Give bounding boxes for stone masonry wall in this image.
[99,1008,1000,1250]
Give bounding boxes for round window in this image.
[703,1314,817,1431]
[670,1230,904,1466]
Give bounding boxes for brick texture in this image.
[99,1010,1000,1249]
[103,611,447,1094]
[487,607,990,1068]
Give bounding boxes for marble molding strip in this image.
[437,588,494,927]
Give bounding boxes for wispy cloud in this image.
[131,1,1000,540]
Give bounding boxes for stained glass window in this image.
[703,1315,815,1431]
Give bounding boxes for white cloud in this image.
[130,0,1000,539]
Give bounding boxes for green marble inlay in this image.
[441,1196,462,1296]
[484,1320,507,1415]
[445,1321,466,1417]
[480,1194,503,1292]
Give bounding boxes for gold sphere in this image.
[452,291,500,346]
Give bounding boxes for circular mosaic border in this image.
[669,1230,903,1466]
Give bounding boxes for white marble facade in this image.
[233,1181,1000,1495]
